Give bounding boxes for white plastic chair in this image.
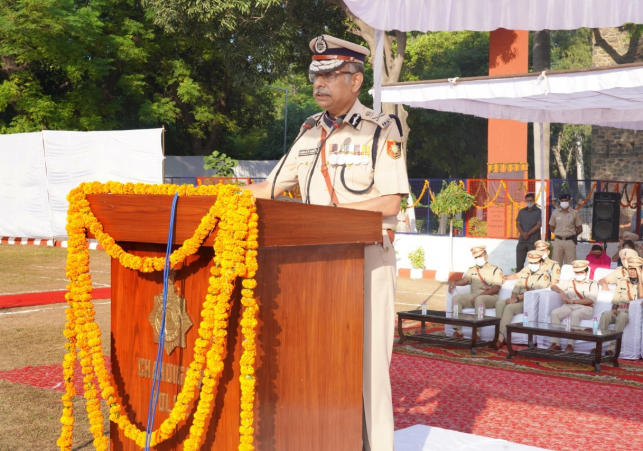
[593,267,613,282]
[559,264,574,281]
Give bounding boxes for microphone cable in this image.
[270,117,318,200]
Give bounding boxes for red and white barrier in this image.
[1,237,103,250]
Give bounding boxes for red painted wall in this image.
[488,29,529,168]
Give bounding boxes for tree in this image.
[430,181,475,271]
[402,31,490,178]
[326,0,410,141]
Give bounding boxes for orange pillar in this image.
[486,29,529,238]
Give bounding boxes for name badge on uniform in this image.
[298,148,317,157]
[329,144,339,165]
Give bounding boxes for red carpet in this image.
[396,320,643,389]
[0,287,111,309]
[0,357,111,397]
[391,353,643,451]
[2,350,643,451]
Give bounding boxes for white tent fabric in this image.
[0,132,53,239]
[394,425,549,450]
[44,129,164,237]
[380,64,643,130]
[344,0,643,32]
[0,129,163,239]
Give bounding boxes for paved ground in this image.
[395,278,447,313]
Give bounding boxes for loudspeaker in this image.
[591,192,621,242]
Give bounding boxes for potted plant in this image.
[408,246,425,279]
[429,181,475,272]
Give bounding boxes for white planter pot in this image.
[410,268,424,279]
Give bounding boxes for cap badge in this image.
[315,36,328,53]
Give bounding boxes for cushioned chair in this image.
[445,280,531,344]
[536,288,643,359]
[559,264,574,282]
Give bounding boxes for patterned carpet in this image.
[395,320,643,389]
[391,352,643,451]
[2,332,643,451]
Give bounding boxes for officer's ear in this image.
[351,72,364,93]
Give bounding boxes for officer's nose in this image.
[314,76,327,91]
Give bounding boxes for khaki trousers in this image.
[550,304,593,345]
[495,299,524,339]
[452,293,498,331]
[599,308,629,351]
[553,238,576,265]
[362,233,396,451]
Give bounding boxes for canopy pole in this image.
[539,122,547,240]
[373,29,384,114]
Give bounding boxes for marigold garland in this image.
[58,182,259,451]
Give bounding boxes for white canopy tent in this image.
[351,0,643,113]
[344,0,643,33]
[381,63,643,238]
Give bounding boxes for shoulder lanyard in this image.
[319,128,339,205]
[476,266,490,290]
[626,281,635,301]
[572,281,584,300]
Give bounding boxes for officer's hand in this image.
[502,275,508,283]
[448,281,455,293]
[561,295,569,303]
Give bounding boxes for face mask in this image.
[475,257,486,267]
[630,278,639,284]
[541,252,548,261]
[526,202,535,208]
[560,202,570,209]
[574,273,586,282]
[529,264,540,272]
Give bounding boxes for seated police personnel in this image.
[548,260,598,352]
[504,240,561,285]
[448,245,503,338]
[598,248,639,291]
[598,256,643,356]
[495,250,551,348]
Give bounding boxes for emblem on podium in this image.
[147,271,193,355]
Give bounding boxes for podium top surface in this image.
[86,194,383,247]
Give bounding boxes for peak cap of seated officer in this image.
[628,256,643,268]
[619,248,639,268]
[527,250,544,263]
[470,245,486,258]
[572,260,590,272]
[308,35,370,74]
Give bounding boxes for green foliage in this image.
[408,246,425,270]
[203,150,238,176]
[550,29,593,71]
[400,195,409,212]
[403,32,490,178]
[430,181,475,218]
[467,217,487,237]
[0,0,348,158]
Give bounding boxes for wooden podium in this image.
[86,195,382,450]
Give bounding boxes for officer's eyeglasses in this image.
[308,71,355,83]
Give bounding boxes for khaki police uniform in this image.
[266,99,407,450]
[599,278,641,351]
[496,267,551,339]
[602,266,628,285]
[550,279,598,346]
[549,208,582,265]
[452,262,503,330]
[517,258,561,285]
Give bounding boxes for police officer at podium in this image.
[244,35,409,451]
